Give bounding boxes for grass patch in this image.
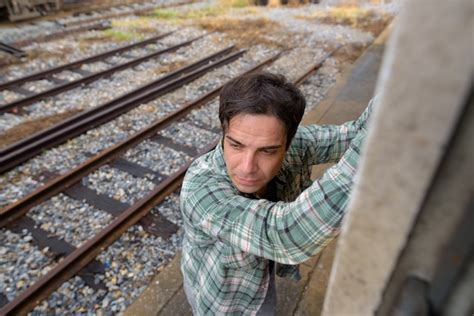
[218,0,253,8]
[152,9,180,20]
[106,18,160,35]
[102,29,143,41]
[152,5,226,21]
[151,0,256,23]
[112,17,159,29]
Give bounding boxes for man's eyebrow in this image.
[225,135,283,150]
[258,145,283,150]
[226,135,243,145]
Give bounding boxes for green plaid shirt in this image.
[180,101,373,315]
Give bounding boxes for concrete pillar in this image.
[321,0,472,314]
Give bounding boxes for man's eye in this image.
[230,143,241,149]
[261,149,277,155]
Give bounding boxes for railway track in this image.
[0,44,244,173]
[0,0,193,48]
[2,21,111,50]
[0,48,336,314]
[0,52,277,315]
[60,0,194,29]
[0,31,208,113]
[0,21,111,68]
[0,0,397,311]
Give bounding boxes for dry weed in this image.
[0,109,83,148]
[297,6,391,35]
[196,17,287,49]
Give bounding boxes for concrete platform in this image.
[124,23,392,316]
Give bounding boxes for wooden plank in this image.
[150,135,198,157]
[110,158,165,184]
[64,183,128,217]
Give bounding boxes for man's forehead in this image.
[228,113,285,129]
[226,114,287,147]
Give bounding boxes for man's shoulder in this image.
[182,145,231,195]
[284,125,314,157]
[181,146,237,217]
[184,150,217,185]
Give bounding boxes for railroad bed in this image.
[0,1,398,314]
[0,0,189,47]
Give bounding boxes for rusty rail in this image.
[0,52,279,228]
[2,22,110,50]
[0,32,174,91]
[7,0,194,48]
[0,32,210,113]
[0,48,340,314]
[61,0,195,28]
[0,46,243,173]
[0,53,280,316]
[0,47,342,314]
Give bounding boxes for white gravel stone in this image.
[159,120,220,151]
[29,194,113,247]
[124,140,192,176]
[0,228,55,302]
[31,193,183,315]
[83,165,156,204]
[0,90,23,105]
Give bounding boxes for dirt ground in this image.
[0,109,82,148]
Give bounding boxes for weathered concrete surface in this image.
[377,77,474,315]
[124,253,186,316]
[124,19,392,316]
[294,240,337,316]
[322,0,473,314]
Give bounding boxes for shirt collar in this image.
[210,138,228,177]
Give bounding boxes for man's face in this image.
[223,113,287,196]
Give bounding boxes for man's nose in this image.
[241,151,257,174]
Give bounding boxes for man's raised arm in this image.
[290,98,374,166]
[181,119,369,265]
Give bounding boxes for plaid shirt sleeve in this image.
[290,98,374,167]
[182,112,370,265]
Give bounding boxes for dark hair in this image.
[219,72,306,149]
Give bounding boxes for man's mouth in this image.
[235,176,259,186]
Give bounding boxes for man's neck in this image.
[255,186,268,199]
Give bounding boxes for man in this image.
[180,72,372,315]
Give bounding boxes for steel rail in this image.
[0,48,341,314]
[8,21,111,49]
[0,53,279,228]
[0,155,202,316]
[7,1,193,49]
[294,46,341,87]
[0,33,209,113]
[0,43,231,157]
[61,0,195,28]
[0,42,26,58]
[0,46,242,173]
[0,54,280,316]
[0,32,174,91]
[0,44,234,157]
